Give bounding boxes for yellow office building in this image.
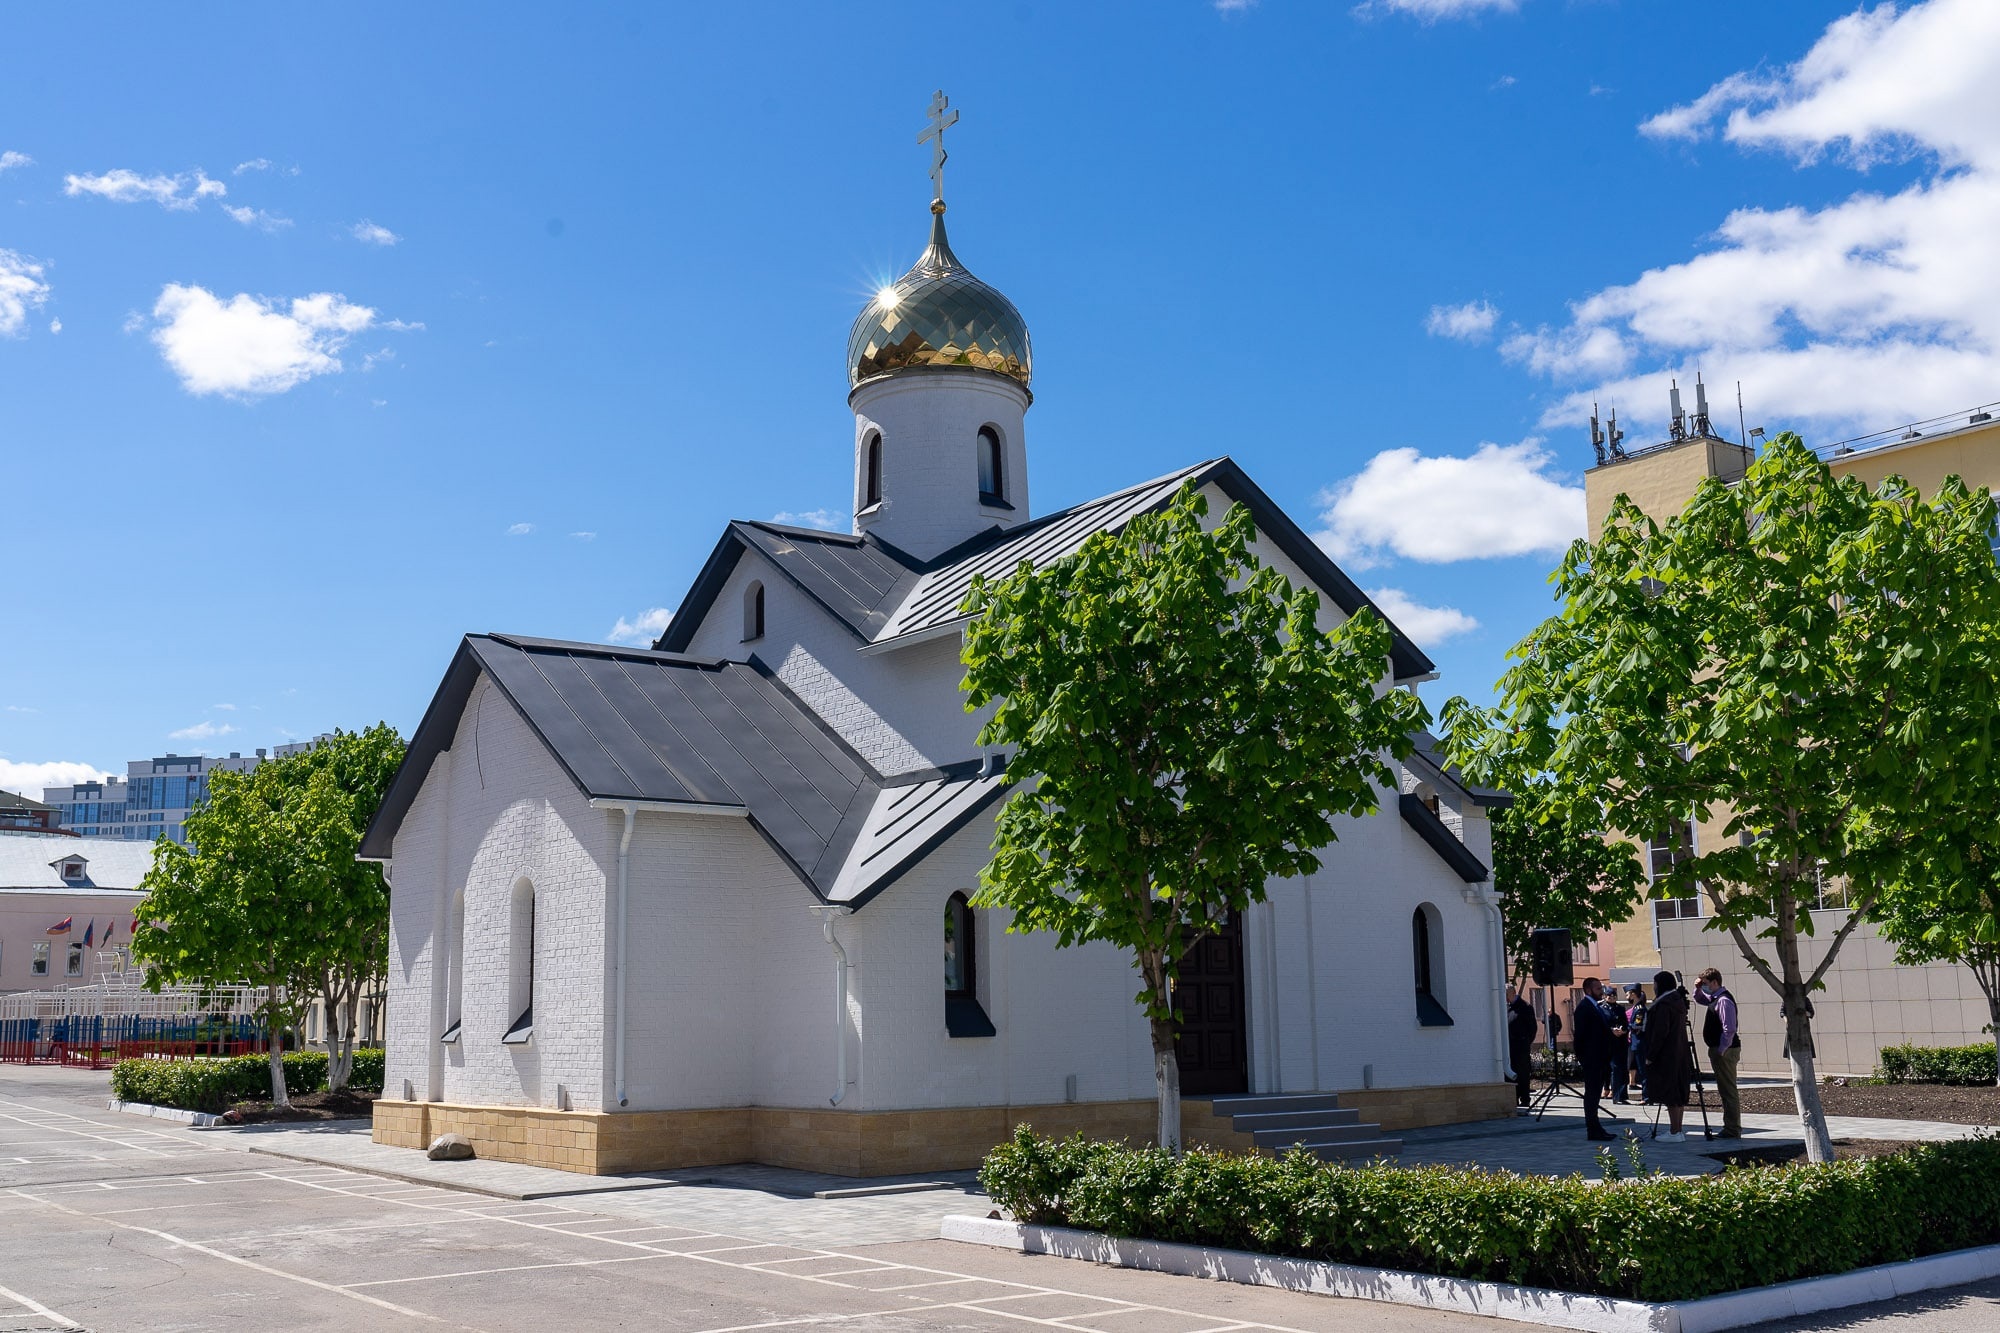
[1582,400,2000,1075]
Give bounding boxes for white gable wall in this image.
[383,675,613,1112]
[680,549,982,774]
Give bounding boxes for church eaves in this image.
[361,634,998,905]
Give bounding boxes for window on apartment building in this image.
[1648,820,1702,922]
[66,943,83,976]
[32,943,48,976]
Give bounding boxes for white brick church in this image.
[363,104,1514,1176]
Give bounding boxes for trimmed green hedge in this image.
[980,1128,2000,1302]
[111,1049,386,1113]
[1880,1042,1997,1087]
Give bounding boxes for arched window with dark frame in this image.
[1413,903,1454,1027]
[742,580,765,642]
[503,879,535,1044]
[977,425,1005,505]
[864,432,883,507]
[944,891,995,1037]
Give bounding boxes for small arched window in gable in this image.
[864,432,883,508]
[743,580,765,642]
[977,425,1005,505]
[945,891,995,1038]
[1413,903,1454,1028]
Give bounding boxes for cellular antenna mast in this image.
[1590,402,1607,465]
[1669,379,1688,441]
[1692,373,1713,438]
[1737,381,1748,446]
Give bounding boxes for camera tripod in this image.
[1647,1012,1716,1141]
[1529,1011,1622,1124]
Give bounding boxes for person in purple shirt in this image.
[1694,967,1743,1138]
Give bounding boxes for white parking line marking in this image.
[0,1280,80,1331]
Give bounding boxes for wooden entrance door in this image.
[1173,913,1248,1096]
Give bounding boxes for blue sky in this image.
[4,0,1990,793]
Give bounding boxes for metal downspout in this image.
[615,805,635,1108]
[818,908,853,1106]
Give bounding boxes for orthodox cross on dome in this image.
[917,89,959,207]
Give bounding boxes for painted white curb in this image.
[941,1215,2000,1333]
[106,1098,222,1128]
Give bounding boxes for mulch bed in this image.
[1735,1081,2000,1127]
[220,1088,378,1124]
[1703,1138,1926,1168]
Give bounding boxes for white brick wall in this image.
[852,369,1031,562]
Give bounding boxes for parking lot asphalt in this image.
[1,1064,1996,1333]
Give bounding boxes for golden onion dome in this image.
[848,206,1031,389]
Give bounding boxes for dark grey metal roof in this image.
[732,522,919,641]
[874,462,1212,643]
[1398,793,1490,883]
[1408,730,1513,809]
[361,635,988,905]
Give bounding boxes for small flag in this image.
[47,916,72,936]
[103,919,115,944]
[84,920,95,947]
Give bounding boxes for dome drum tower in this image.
[847,95,1033,563]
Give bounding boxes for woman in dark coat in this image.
[1642,970,1695,1139]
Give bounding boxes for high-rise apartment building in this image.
[42,751,267,846]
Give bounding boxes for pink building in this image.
[0,831,148,992]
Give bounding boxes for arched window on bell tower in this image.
[864,432,883,509]
[977,425,1005,506]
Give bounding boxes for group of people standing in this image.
[1506,967,1743,1142]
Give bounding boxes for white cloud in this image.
[63,168,225,210]
[233,158,272,175]
[1366,587,1480,643]
[361,347,395,371]
[1314,440,1586,567]
[223,204,292,231]
[1358,0,1521,20]
[168,720,236,742]
[569,531,596,540]
[506,522,534,536]
[213,703,237,711]
[770,508,843,531]
[48,316,60,334]
[0,760,113,801]
[1425,299,1500,342]
[1214,0,1256,12]
[1521,0,2000,437]
[607,607,673,646]
[0,249,51,337]
[350,219,400,246]
[149,285,382,397]
[4,705,37,713]
[0,150,32,173]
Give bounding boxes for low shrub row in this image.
[980,1127,2000,1302]
[1879,1042,1997,1087]
[111,1049,386,1113]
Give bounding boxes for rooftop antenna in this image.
[1692,373,1713,437]
[1669,379,1688,441]
[1607,408,1627,458]
[1737,381,1748,446]
[1590,402,1607,465]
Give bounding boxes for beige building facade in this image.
[1584,408,2000,1074]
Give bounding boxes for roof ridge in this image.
[911,458,1225,574]
[736,519,869,545]
[479,633,727,668]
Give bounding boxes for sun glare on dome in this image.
[876,287,899,309]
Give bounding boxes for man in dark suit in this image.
[1506,985,1537,1108]
[1570,977,1618,1141]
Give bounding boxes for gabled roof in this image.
[662,457,1435,682]
[0,831,151,892]
[1407,730,1512,809]
[360,634,995,906]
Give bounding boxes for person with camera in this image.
[1642,969,1695,1141]
[1694,967,1743,1138]
[1569,977,1618,1141]
[1506,984,1537,1109]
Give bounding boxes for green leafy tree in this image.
[133,725,405,1104]
[1875,850,2000,1087]
[1443,437,2000,1161]
[1486,780,1646,986]
[961,487,1428,1149]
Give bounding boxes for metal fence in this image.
[0,954,271,1069]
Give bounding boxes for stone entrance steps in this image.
[1202,1092,1401,1161]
